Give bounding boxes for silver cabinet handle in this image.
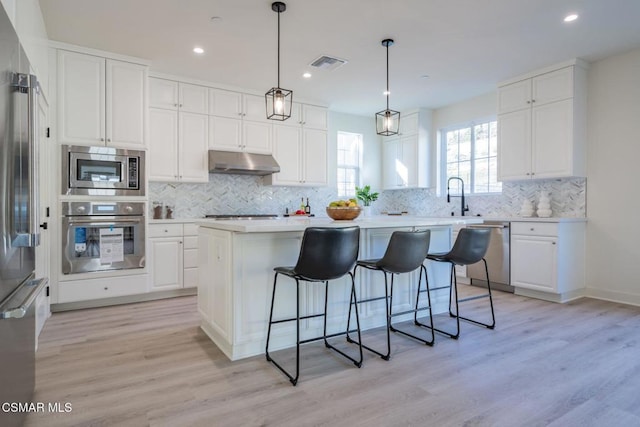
[100,138,105,141]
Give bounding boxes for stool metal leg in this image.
[412,265,435,344]
[265,273,301,386]
[389,265,435,346]
[323,273,363,367]
[454,259,496,329]
[426,258,496,339]
[346,265,392,360]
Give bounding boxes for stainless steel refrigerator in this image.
[0,5,48,427]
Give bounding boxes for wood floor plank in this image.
[23,289,640,427]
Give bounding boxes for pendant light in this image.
[265,1,292,121]
[376,39,400,136]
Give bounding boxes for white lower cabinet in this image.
[148,223,199,291]
[511,221,585,302]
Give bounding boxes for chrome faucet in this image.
[447,177,469,216]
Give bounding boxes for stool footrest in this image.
[269,312,325,325]
[390,305,431,318]
[299,330,348,345]
[352,295,388,305]
[458,293,490,303]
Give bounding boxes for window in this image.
[441,120,501,195]
[337,132,362,197]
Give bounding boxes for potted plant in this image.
[355,185,379,216]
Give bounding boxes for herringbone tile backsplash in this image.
[149,175,586,219]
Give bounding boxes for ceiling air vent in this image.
[309,55,348,71]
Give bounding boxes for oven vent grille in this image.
[309,55,348,70]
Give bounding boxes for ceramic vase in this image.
[536,193,552,218]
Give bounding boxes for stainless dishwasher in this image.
[467,221,513,293]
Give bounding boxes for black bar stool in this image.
[348,230,433,360]
[265,226,362,386]
[424,227,495,339]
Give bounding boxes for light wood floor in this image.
[25,289,640,427]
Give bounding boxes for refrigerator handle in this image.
[27,74,40,247]
[0,277,48,319]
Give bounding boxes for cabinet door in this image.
[497,109,532,181]
[242,121,272,154]
[497,79,531,114]
[149,78,178,110]
[179,112,209,183]
[180,83,208,114]
[532,99,573,179]
[209,116,242,151]
[280,102,302,127]
[400,112,419,135]
[382,138,400,189]
[532,66,573,106]
[511,235,557,292]
[302,129,327,186]
[57,50,105,145]
[106,60,147,148]
[149,108,179,181]
[149,238,183,290]
[271,125,302,185]
[243,94,269,122]
[400,136,418,187]
[209,88,243,118]
[301,105,327,130]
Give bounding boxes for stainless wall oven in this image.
[61,201,146,274]
[62,145,145,196]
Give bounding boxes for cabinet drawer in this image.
[184,236,198,249]
[58,274,148,303]
[148,223,183,237]
[184,223,199,236]
[512,222,558,237]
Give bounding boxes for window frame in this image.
[439,117,501,197]
[336,131,363,198]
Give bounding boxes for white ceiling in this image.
[39,0,640,116]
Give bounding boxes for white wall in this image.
[327,111,381,192]
[586,47,640,305]
[13,0,49,98]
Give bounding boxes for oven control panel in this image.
[62,201,145,217]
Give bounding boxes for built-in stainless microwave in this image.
[62,145,145,196]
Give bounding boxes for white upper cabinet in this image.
[497,61,587,181]
[281,103,328,130]
[381,110,431,190]
[265,104,328,187]
[57,50,147,149]
[149,79,208,114]
[148,77,209,183]
[208,89,272,154]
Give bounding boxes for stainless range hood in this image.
[208,150,280,176]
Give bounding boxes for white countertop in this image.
[196,216,484,233]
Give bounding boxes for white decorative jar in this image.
[536,193,552,218]
[519,199,535,217]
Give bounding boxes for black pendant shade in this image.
[376,38,400,136]
[265,2,292,121]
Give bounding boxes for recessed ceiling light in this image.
[564,14,578,22]
[193,47,204,54]
[302,72,312,78]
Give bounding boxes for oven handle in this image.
[66,218,144,227]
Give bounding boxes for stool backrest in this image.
[294,226,360,281]
[378,230,431,274]
[449,227,491,265]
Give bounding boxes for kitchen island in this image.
[197,216,483,361]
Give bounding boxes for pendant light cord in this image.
[386,43,390,110]
[277,9,281,88]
